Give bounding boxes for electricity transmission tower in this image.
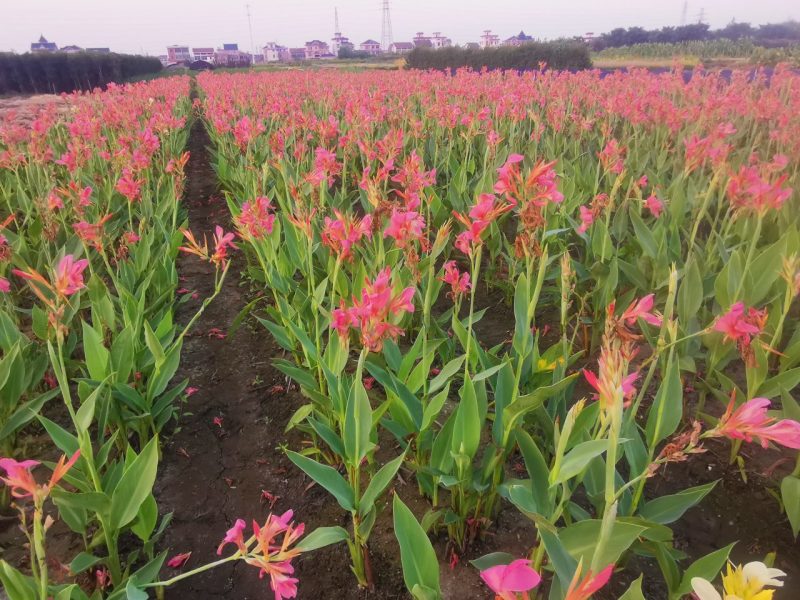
[680,1,688,26]
[246,3,255,61]
[381,0,393,52]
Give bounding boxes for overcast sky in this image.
[2,0,796,55]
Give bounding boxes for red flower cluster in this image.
[332,267,415,351]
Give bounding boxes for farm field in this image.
[0,65,799,600]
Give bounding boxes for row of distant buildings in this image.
[30,35,110,54]
[163,28,533,67]
[160,31,454,67]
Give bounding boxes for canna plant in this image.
[286,267,414,587]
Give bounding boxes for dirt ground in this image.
[0,94,65,122]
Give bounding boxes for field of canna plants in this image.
[1,64,799,600]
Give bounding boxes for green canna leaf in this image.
[639,481,717,524]
[110,436,159,530]
[287,451,355,512]
[358,453,405,517]
[392,495,442,599]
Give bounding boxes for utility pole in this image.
[335,6,341,36]
[381,0,393,52]
[680,1,688,26]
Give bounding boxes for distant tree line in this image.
[591,20,800,51]
[406,42,592,72]
[0,52,163,95]
[338,47,373,59]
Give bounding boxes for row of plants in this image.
[196,66,800,599]
[595,39,800,66]
[0,76,349,599]
[591,20,800,51]
[405,43,592,72]
[0,52,163,95]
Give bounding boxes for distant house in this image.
[167,45,191,62]
[479,30,500,48]
[304,40,329,59]
[465,42,480,50]
[389,42,413,54]
[331,33,354,55]
[359,39,381,55]
[31,35,58,52]
[193,47,215,62]
[430,32,452,49]
[86,48,111,53]
[262,42,290,62]
[214,48,251,67]
[60,45,83,53]
[289,47,306,61]
[503,31,533,46]
[412,32,432,48]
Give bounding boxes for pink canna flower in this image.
[260,560,298,600]
[123,231,140,245]
[584,366,638,408]
[711,397,800,450]
[564,564,614,600]
[714,302,761,343]
[621,294,663,328]
[211,226,238,267]
[246,511,305,599]
[441,260,471,300]
[322,210,373,261]
[235,197,276,240]
[233,116,257,150]
[78,186,93,208]
[331,306,356,336]
[644,194,664,218]
[167,552,191,569]
[582,339,636,414]
[713,302,767,366]
[0,450,80,500]
[47,191,64,211]
[73,214,112,250]
[308,147,342,187]
[115,168,142,202]
[333,267,415,352]
[480,559,541,600]
[217,518,247,555]
[0,277,9,293]
[0,458,40,499]
[598,139,625,174]
[453,194,512,256]
[384,208,425,248]
[727,164,792,216]
[53,255,89,297]
[495,156,562,207]
[577,205,594,234]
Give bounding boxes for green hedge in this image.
[0,52,163,95]
[405,42,592,71]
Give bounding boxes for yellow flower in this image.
[691,561,786,600]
